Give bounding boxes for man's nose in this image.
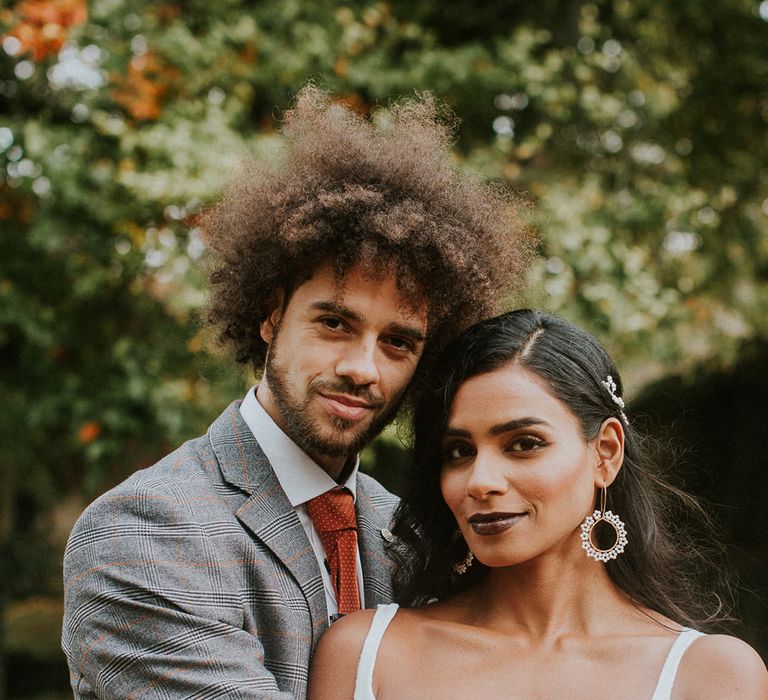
[334,339,380,386]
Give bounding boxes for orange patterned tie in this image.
[306,486,361,614]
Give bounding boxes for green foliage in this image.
[3,597,63,659]
[1,0,767,672]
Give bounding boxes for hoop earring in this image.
[453,550,474,575]
[580,483,627,562]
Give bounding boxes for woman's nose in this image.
[465,450,508,499]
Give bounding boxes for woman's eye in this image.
[509,436,545,452]
[443,443,475,461]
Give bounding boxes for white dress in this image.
[353,603,705,700]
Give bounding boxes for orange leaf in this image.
[77,421,101,444]
[111,50,178,121]
[5,0,87,61]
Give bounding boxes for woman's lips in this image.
[468,512,527,536]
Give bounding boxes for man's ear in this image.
[593,417,625,487]
[259,289,285,344]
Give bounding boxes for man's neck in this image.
[254,382,350,480]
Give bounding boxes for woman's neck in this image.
[459,543,633,643]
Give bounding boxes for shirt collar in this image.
[239,386,358,507]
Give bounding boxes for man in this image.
[62,86,532,699]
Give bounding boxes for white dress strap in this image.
[354,603,400,700]
[650,628,705,700]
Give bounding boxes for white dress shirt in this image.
[239,387,365,619]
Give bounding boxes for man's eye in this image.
[385,336,414,352]
[320,317,345,331]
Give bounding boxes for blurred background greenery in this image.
[1,0,767,697]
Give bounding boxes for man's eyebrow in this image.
[444,417,550,439]
[310,301,362,322]
[310,301,426,342]
[387,323,426,343]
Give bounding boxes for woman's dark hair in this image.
[391,309,734,630]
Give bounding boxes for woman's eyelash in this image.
[508,435,546,451]
[442,443,474,460]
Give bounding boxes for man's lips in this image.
[468,512,528,536]
[319,393,378,421]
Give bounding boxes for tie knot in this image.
[307,486,357,534]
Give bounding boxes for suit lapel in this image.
[208,402,328,644]
[355,479,396,606]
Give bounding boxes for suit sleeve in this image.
[62,477,296,700]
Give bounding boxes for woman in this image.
[309,310,768,699]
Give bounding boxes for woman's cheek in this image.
[439,470,463,519]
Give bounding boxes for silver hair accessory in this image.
[601,375,628,426]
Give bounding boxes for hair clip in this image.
[601,375,629,426]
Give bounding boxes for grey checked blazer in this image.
[62,401,399,699]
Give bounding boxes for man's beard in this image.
[264,333,404,461]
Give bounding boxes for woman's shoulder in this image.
[316,603,434,654]
[308,606,399,700]
[313,607,382,661]
[674,633,768,699]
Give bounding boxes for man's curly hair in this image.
[204,85,534,393]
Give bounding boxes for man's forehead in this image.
[296,261,428,327]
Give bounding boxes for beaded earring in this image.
[453,550,474,574]
[580,483,628,562]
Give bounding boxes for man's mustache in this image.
[311,379,386,409]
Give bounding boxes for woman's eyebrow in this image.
[444,417,550,439]
[490,417,550,435]
[444,427,471,438]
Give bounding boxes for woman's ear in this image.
[259,289,285,344]
[593,417,625,487]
